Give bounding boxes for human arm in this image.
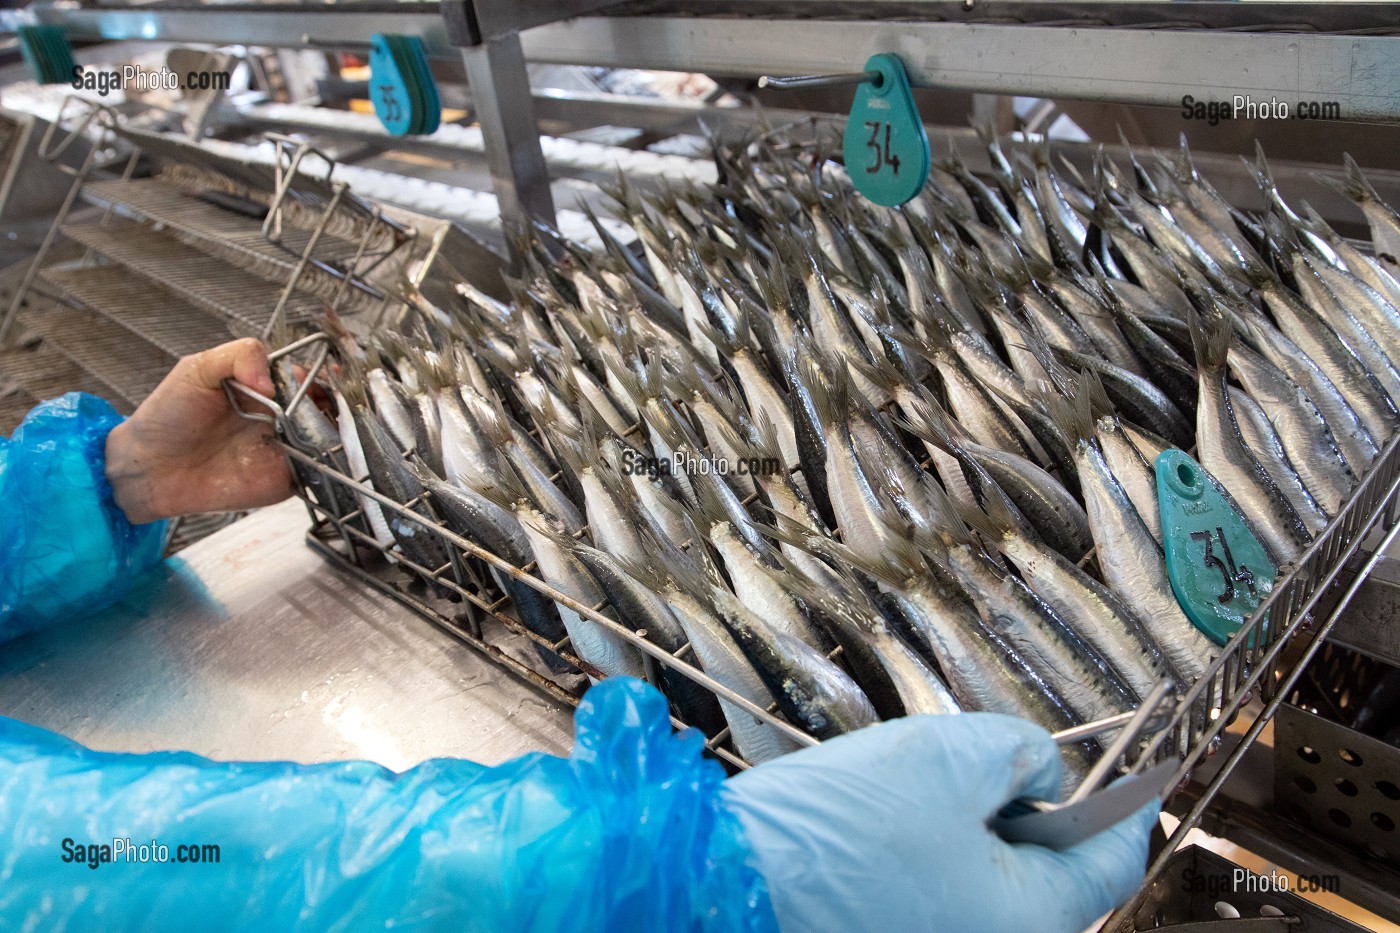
[0,676,1154,932]
[0,339,292,641]
[0,677,774,933]
[722,711,1157,933]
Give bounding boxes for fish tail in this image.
[1312,154,1379,207]
[1080,367,1117,421]
[1189,309,1231,374]
[795,347,847,432]
[900,390,965,455]
[954,491,1018,549]
[1043,384,1095,447]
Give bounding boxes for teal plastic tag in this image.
[841,54,930,207]
[1157,449,1277,646]
[369,34,418,136]
[401,35,441,135]
[18,25,74,85]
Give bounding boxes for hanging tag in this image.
[369,34,419,137]
[1157,450,1278,646]
[18,25,75,86]
[400,35,441,135]
[841,53,930,207]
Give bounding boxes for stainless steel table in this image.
[0,500,575,769]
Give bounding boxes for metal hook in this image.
[223,378,280,426]
[1066,679,1177,804]
[222,331,335,427]
[757,70,880,91]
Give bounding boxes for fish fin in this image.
[1043,384,1095,448]
[954,493,1018,550]
[1313,153,1384,207]
[465,455,531,513]
[793,346,847,433]
[1079,367,1117,421]
[846,340,911,398]
[1188,308,1231,373]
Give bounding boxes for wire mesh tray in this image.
[236,333,1400,913]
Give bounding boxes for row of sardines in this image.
[274,128,1400,782]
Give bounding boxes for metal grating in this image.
[0,387,38,435]
[17,302,175,406]
[82,178,382,312]
[42,265,235,359]
[166,511,245,555]
[1275,702,1400,865]
[0,328,133,414]
[61,218,324,335]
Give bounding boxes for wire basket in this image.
[235,332,1400,914]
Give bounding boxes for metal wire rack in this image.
[81,177,387,314]
[16,300,174,406]
[60,219,327,336]
[40,266,236,359]
[226,335,1180,776]
[230,329,1400,920]
[0,330,127,411]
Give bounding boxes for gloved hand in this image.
[105,337,292,523]
[720,712,1157,933]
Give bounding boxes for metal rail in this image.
[28,5,1400,123]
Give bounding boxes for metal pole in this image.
[459,33,559,270]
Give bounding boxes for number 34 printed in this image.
[864,121,901,175]
[1191,526,1259,604]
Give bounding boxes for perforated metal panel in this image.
[1275,703,1400,865]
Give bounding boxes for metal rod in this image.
[1067,679,1174,805]
[757,70,879,90]
[0,128,102,345]
[264,182,348,342]
[459,32,559,270]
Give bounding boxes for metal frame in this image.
[27,4,1400,123]
[224,334,1176,777]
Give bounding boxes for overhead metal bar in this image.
[27,5,1400,124]
[441,0,627,47]
[605,1,1400,34]
[25,4,456,56]
[520,16,1400,124]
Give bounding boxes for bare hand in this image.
[105,338,293,524]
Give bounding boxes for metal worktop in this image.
[0,500,575,770]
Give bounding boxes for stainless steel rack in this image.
[229,335,1178,776]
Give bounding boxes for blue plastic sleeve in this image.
[0,677,779,932]
[0,393,168,643]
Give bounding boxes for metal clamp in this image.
[222,331,333,427]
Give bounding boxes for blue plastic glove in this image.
[0,677,776,932]
[0,393,167,642]
[721,712,1158,933]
